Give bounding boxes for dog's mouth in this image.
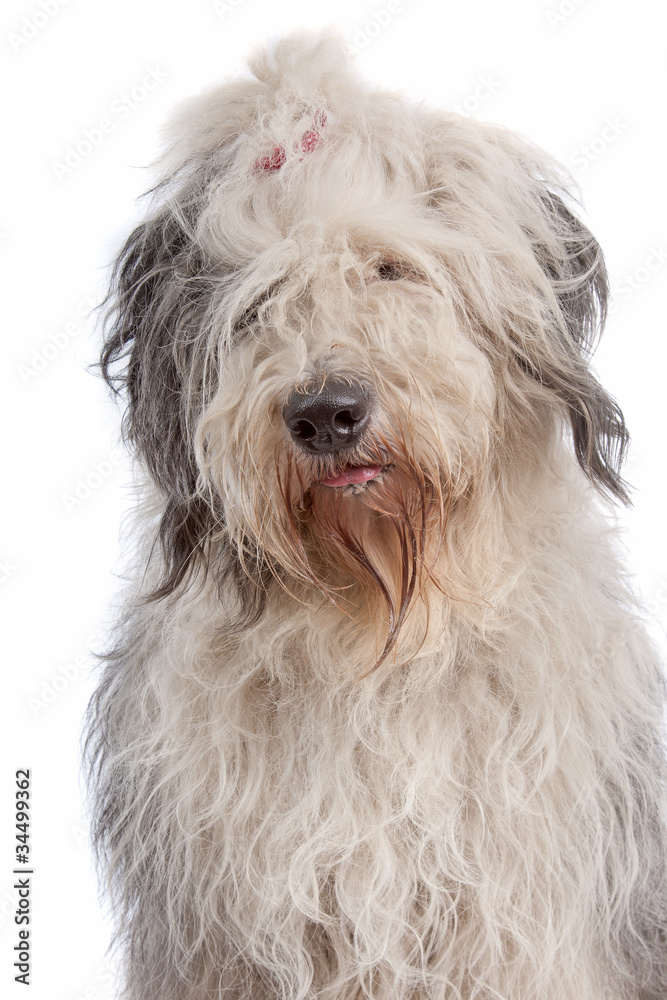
[318,464,385,489]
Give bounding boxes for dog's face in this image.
[102,34,627,667]
[199,223,496,665]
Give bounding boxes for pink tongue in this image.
[320,465,383,488]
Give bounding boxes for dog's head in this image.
[101,33,627,668]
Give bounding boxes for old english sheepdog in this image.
[86,33,667,1000]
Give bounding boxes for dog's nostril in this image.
[333,409,358,431]
[292,419,317,441]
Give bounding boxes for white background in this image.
[2,1,665,997]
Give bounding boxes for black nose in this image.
[283,378,370,454]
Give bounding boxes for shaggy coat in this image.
[86,33,667,1000]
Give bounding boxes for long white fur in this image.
[87,32,667,1000]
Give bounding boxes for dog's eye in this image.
[231,284,280,340]
[374,259,423,282]
[234,301,261,336]
[375,260,405,281]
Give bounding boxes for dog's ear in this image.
[421,116,629,504]
[525,192,630,504]
[100,199,224,599]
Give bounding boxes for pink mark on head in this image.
[254,111,327,172]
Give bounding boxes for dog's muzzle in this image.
[283,377,370,454]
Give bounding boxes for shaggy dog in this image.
[86,33,667,1000]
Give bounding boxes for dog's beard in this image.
[275,438,449,672]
